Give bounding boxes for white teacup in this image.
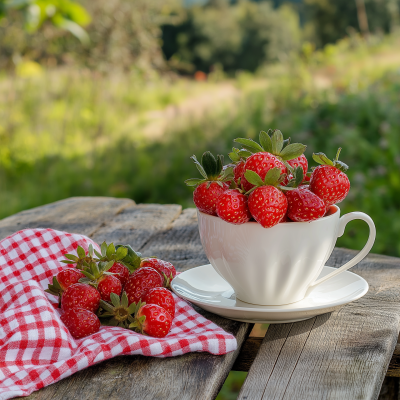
[197,206,376,306]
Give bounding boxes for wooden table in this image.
[2,197,400,400]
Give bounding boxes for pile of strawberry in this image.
[185,129,350,227]
[46,242,177,339]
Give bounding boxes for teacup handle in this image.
[309,212,376,288]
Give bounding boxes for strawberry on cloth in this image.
[0,228,237,400]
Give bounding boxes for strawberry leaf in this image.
[312,152,334,166]
[185,178,204,187]
[280,143,307,161]
[201,151,219,177]
[228,150,240,163]
[244,170,264,187]
[101,242,107,257]
[106,243,116,259]
[128,302,137,315]
[237,149,252,159]
[64,254,79,261]
[271,130,284,154]
[100,299,114,313]
[77,246,86,259]
[94,249,102,259]
[110,292,120,308]
[61,260,76,264]
[88,244,94,258]
[259,131,272,153]
[121,292,129,308]
[234,138,264,153]
[115,246,128,261]
[264,167,281,186]
[294,167,304,187]
[104,260,115,271]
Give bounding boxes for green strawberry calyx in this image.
[244,167,286,195]
[233,129,307,162]
[284,167,310,189]
[312,148,349,172]
[61,244,96,270]
[98,292,142,328]
[228,147,250,163]
[185,151,233,189]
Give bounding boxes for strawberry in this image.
[61,283,100,313]
[245,168,288,228]
[143,287,176,319]
[216,189,251,225]
[97,275,122,302]
[124,266,164,305]
[57,269,85,290]
[193,182,228,215]
[130,304,172,338]
[310,148,350,206]
[287,154,308,177]
[233,160,246,185]
[108,262,130,285]
[241,152,287,192]
[45,268,85,300]
[286,188,326,222]
[185,152,232,215]
[234,130,306,192]
[140,258,176,287]
[61,308,100,339]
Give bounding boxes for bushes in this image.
[1,66,400,256]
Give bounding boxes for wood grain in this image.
[3,198,252,400]
[238,249,400,400]
[0,197,135,239]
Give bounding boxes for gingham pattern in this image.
[0,229,237,400]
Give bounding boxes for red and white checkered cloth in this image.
[0,228,237,399]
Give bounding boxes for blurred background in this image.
[1,1,400,397]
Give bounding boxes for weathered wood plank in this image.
[3,198,251,400]
[0,197,135,240]
[232,337,400,377]
[238,249,400,400]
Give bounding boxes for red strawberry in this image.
[136,304,172,338]
[234,130,306,191]
[245,168,288,228]
[286,188,326,222]
[108,262,129,286]
[233,161,245,185]
[61,283,100,313]
[287,154,308,177]
[248,186,287,228]
[216,189,251,225]
[61,308,100,339]
[193,181,228,216]
[140,258,176,286]
[124,267,163,305]
[241,152,286,192]
[310,149,350,206]
[97,275,122,302]
[143,287,176,319]
[57,269,85,291]
[185,152,231,216]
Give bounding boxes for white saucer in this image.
[171,264,369,324]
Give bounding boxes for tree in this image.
[0,0,91,44]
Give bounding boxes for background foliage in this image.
[2,1,400,399]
